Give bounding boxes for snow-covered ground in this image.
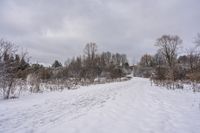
[0,78,200,133]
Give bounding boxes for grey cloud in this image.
[0,0,199,64]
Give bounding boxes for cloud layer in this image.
[0,0,199,64]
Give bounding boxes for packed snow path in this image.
[0,78,200,133]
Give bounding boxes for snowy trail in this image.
[0,78,200,133]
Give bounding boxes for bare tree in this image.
[139,54,154,67]
[155,35,182,81]
[187,48,199,73]
[84,42,97,63]
[186,34,200,81]
[121,54,128,65]
[156,35,182,68]
[83,42,98,81]
[186,34,200,73]
[102,52,112,66]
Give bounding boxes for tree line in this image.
[36,42,130,81]
[136,34,200,88]
[1,33,199,99]
[0,41,131,99]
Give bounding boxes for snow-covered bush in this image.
[0,39,29,99]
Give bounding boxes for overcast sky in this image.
[0,0,199,65]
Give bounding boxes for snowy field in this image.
[0,77,200,133]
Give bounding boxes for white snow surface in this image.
[0,78,200,133]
